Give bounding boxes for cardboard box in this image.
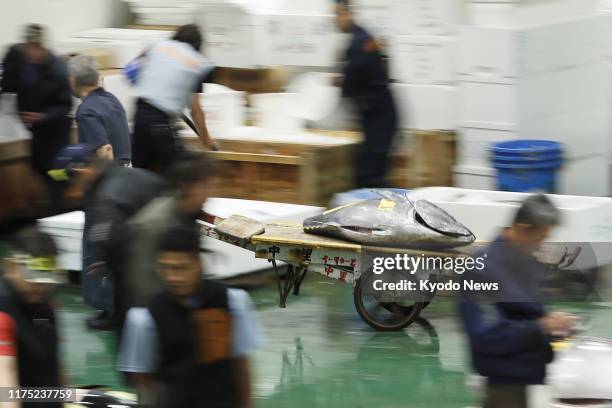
[389,35,457,84]
[392,83,458,130]
[64,48,114,70]
[411,130,456,187]
[212,67,289,94]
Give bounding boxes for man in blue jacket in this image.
[334,0,397,188]
[459,194,577,408]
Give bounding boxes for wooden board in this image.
[252,222,474,258]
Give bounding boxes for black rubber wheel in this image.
[353,276,427,331]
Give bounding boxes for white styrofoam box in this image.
[250,93,305,133]
[407,187,612,258]
[285,72,341,122]
[101,75,136,123]
[559,154,610,196]
[520,13,612,74]
[391,0,464,36]
[389,35,457,84]
[198,4,270,68]
[135,6,199,26]
[72,28,171,43]
[459,80,519,130]
[352,0,394,39]
[266,14,340,67]
[467,3,517,28]
[515,0,599,27]
[452,164,497,190]
[459,14,612,79]
[0,94,29,140]
[457,127,517,167]
[199,84,246,137]
[392,83,458,130]
[458,26,518,79]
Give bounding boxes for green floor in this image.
[56,276,612,408]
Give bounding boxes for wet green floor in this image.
[56,276,612,408]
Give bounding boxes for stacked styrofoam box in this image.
[357,0,463,131]
[199,83,246,137]
[122,0,199,25]
[198,1,341,68]
[456,2,612,196]
[58,28,172,68]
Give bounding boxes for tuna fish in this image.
[303,191,475,249]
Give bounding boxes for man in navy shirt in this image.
[334,0,398,188]
[69,55,131,164]
[459,194,577,408]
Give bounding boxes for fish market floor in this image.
[57,277,612,408]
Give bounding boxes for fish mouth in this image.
[304,220,386,236]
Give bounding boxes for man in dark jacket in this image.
[68,54,131,164]
[50,144,165,330]
[334,0,398,188]
[1,25,72,186]
[459,194,577,408]
[0,226,66,407]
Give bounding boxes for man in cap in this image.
[0,226,65,407]
[1,24,72,207]
[50,144,165,330]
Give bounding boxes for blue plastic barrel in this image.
[490,140,563,193]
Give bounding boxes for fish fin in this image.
[371,189,408,202]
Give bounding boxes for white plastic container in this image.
[199,84,246,138]
[250,93,305,133]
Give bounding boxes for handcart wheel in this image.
[353,276,427,332]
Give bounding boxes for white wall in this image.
[0,0,129,56]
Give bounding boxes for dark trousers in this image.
[30,117,71,212]
[483,384,527,408]
[356,92,398,188]
[132,99,184,174]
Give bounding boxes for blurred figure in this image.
[49,144,165,330]
[132,24,216,174]
[68,54,131,164]
[118,226,262,408]
[1,24,72,206]
[334,0,398,188]
[0,226,65,407]
[459,194,577,408]
[119,151,216,324]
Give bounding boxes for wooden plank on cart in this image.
[251,223,362,251]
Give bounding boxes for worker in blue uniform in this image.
[334,0,398,188]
